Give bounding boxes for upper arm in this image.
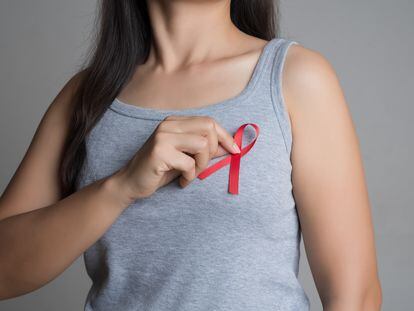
[282,44,381,306]
[0,70,85,221]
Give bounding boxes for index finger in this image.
[162,115,241,155]
[211,119,241,155]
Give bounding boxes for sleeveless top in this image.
[77,37,311,311]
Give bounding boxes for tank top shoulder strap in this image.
[258,37,300,156]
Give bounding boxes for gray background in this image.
[0,1,412,310]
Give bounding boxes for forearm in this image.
[324,300,381,311]
[0,172,132,300]
[322,282,383,311]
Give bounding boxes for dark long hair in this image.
[59,0,280,197]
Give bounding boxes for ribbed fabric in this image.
[77,37,310,311]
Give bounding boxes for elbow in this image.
[0,272,11,301]
[0,271,17,301]
[362,280,382,311]
[0,269,35,301]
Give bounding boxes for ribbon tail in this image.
[228,152,241,194]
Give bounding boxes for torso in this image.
[78,37,310,311]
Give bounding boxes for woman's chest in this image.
[79,109,296,249]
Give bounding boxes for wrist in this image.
[100,168,139,208]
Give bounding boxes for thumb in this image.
[212,144,231,159]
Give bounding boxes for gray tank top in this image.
[77,37,311,311]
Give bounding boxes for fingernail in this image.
[232,142,241,153]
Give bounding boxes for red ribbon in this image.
[197,123,260,195]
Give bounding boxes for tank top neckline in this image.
[109,37,282,120]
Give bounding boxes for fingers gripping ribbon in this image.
[197,123,260,195]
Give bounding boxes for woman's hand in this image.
[113,115,241,203]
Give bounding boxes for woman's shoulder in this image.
[282,42,340,102]
[280,40,347,118]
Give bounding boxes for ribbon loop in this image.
[197,123,260,195]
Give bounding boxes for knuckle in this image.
[202,116,216,130]
[152,160,170,177]
[164,115,174,121]
[153,164,165,177]
[199,136,209,149]
[156,121,168,132]
[212,144,219,156]
[185,157,196,171]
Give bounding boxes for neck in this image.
[146,0,246,72]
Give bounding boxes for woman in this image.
[0,0,382,310]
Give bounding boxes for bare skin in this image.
[284,45,382,310]
[0,0,382,309]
